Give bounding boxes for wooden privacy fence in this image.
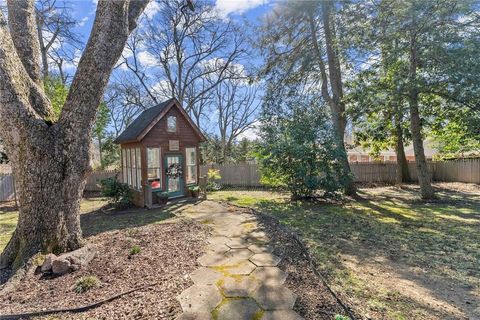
[200,164,262,187]
[0,159,479,201]
[84,170,119,192]
[431,159,480,184]
[0,173,15,202]
[200,159,480,187]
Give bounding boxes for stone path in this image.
[176,201,303,320]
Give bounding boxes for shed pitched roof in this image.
[113,98,205,144]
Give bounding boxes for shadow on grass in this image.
[224,189,480,319]
[80,200,194,237]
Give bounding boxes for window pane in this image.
[122,149,127,183]
[136,148,141,189]
[147,147,161,189]
[187,166,197,184]
[127,149,132,186]
[186,147,196,184]
[130,149,137,188]
[186,147,196,165]
[167,116,176,132]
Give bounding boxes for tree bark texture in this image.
[393,104,410,183]
[318,0,356,196]
[0,0,149,270]
[407,36,434,199]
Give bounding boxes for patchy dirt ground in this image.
[0,219,209,319]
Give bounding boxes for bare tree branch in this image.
[59,0,149,139]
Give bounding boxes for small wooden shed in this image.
[114,98,206,207]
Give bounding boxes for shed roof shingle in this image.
[113,99,174,144]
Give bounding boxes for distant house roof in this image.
[114,98,205,144]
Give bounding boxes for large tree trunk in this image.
[407,36,434,199]
[1,150,86,269]
[0,0,149,271]
[320,0,355,196]
[393,105,410,183]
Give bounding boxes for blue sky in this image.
[70,0,272,46]
[63,0,272,140]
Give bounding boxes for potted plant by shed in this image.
[188,185,200,198]
[155,192,169,205]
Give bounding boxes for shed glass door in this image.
[165,155,183,197]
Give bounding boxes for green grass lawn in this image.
[209,185,480,320]
[0,197,186,252]
[0,198,109,252]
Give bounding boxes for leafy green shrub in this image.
[100,175,132,208]
[73,276,99,294]
[255,96,344,199]
[207,169,221,180]
[334,315,350,320]
[130,245,141,255]
[207,169,222,191]
[188,185,200,192]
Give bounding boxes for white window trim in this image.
[185,147,197,185]
[147,147,162,190]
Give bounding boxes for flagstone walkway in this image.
[176,201,303,320]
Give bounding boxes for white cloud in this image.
[237,120,260,141]
[151,80,171,99]
[77,16,89,27]
[143,1,162,19]
[137,51,158,67]
[215,0,269,18]
[62,49,82,71]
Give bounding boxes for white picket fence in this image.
[1,159,479,201]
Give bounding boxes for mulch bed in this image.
[241,206,358,320]
[0,220,209,319]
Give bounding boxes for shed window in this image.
[122,149,127,183]
[147,147,161,189]
[186,147,197,184]
[126,148,132,186]
[136,148,142,189]
[122,147,141,190]
[167,116,177,132]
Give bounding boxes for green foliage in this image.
[94,102,110,139]
[93,102,117,169]
[99,135,121,169]
[256,95,344,199]
[188,185,199,191]
[73,276,99,294]
[207,169,221,180]
[348,0,480,160]
[200,137,258,164]
[100,176,132,208]
[334,315,350,320]
[157,192,169,199]
[129,245,141,255]
[44,76,69,121]
[207,169,222,191]
[430,106,480,158]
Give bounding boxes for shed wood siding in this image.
[143,107,201,196]
[116,99,204,207]
[142,107,201,146]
